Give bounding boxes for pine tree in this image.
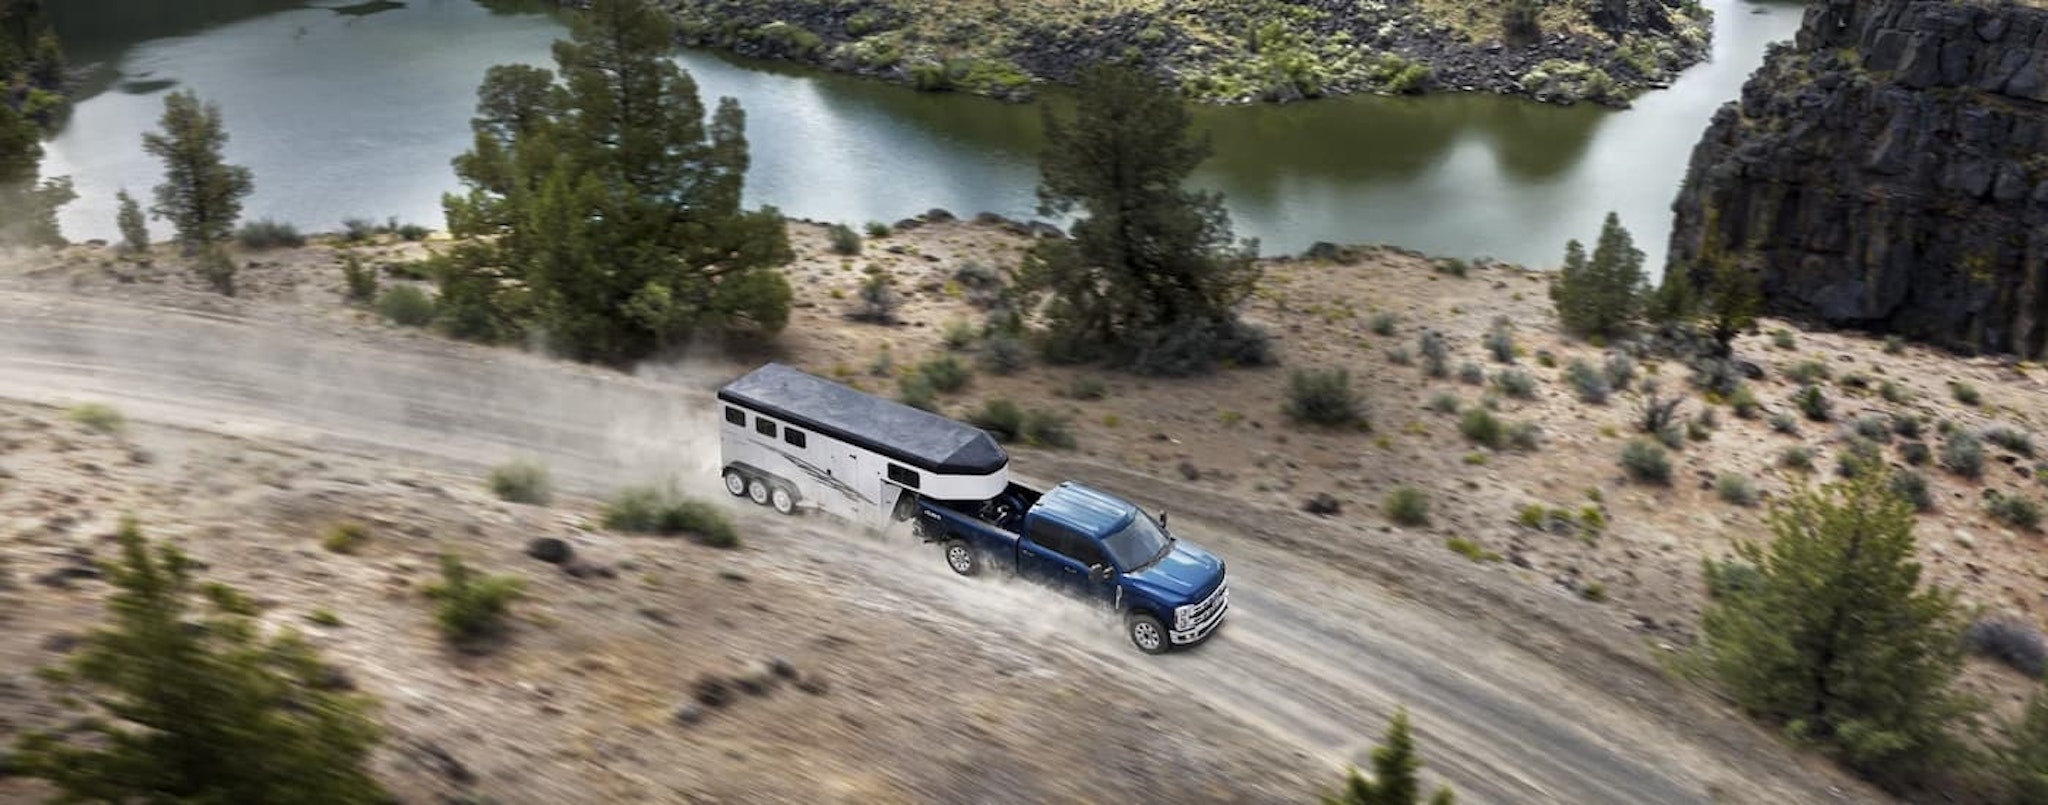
[1551,212,1646,338]
[0,101,73,247]
[439,0,793,365]
[1323,707,1457,805]
[1016,60,1266,376]
[141,89,254,252]
[13,517,387,802]
[115,188,148,253]
[1699,471,1974,776]
[2007,686,2048,804]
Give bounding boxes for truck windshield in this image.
[1102,514,1171,571]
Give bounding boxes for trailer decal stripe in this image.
[771,447,872,506]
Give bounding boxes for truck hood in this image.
[1124,539,1224,601]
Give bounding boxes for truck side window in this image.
[1027,519,1075,559]
[724,406,746,426]
[755,417,777,438]
[783,428,807,449]
[1067,537,1108,568]
[886,464,920,489]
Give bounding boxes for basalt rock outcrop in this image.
[1667,0,2048,357]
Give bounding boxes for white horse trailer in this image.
[715,362,1011,529]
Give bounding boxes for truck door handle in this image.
[1063,567,1078,574]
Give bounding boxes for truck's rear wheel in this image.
[746,477,771,506]
[723,468,748,497]
[770,485,796,515]
[1126,613,1169,655]
[943,540,979,576]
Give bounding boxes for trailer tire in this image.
[769,484,797,515]
[746,477,771,506]
[942,539,979,577]
[1126,612,1169,655]
[723,468,749,498]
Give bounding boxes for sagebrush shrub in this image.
[1383,486,1429,526]
[423,553,524,646]
[1284,368,1365,427]
[1621,439,1670,484]
[489,460,552,505]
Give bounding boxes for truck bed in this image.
[915,481,1042,557]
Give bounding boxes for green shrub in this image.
[396,223,430,241]
[1621,439,1671,484]
[1458,362,1485,385]
[1836,437,1884,479]
[307,608,343,627]
[1985,425,2035,457]
[1943,430,1986,478]
[1385,346,1413,366]
[941,317,977,350]
[602,486,740,547]
[422,553,524,646]
[1951,381,1982,406]
[1418,330,1449,377]
[341,217,380,243]
[1772,328,1796,349]
[340,253,378,305]
[1494,368,1537,399]
[1987,492,2042,531]
[1023,409,1076,449]
[1770,412,1799,435]
[1781,446,1815,472]
[1384,486,1430,526]
[1854,415,1893,443]
[1459,407,1505,449]
[828,223,862,255]
[1369,311,1397,336]
[1507,421,1542,452]
[376,285,434,327]
[1888,470,1933,512]
[980,334,1028,375]
[1445,537,1500,562]
[1892,413,1923,439]
[489,460,553,505]
[1786,360,1830,385]
[1728,384,1759,419]
[864,220,892,238]
[917,355,971,393]
[1605,354,1636,391]
[1880,380,1911,404]
[321,521,369,554]
[1427,392,1460,415]
[1484,323,1516,363]
[1284,368,1366,428]
[968,398,1024,441]
[203,581,259,616]
[1717,474,1759,506]
[1701,556,1763,599]
[66,402,125,434]
[1794,384,1830,422]
[897,373,938,411]
[1568,359,1610,404]
[1899,441,1932,466]
[234,218,305,249]
[1062,376,1108,400]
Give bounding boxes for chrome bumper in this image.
[1171,586,1229,645]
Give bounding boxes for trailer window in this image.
[755,418,777,438]
[724,406,746,426]
[886,464,920,489]
[783,428,807,449]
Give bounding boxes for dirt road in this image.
[0,289,1866,804]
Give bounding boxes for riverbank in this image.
[667,0,1714,107]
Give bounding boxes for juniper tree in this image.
[438,0,793,365]
[116,188,148,253]
[13,517,387,803]
[0,0,73,247]
[1017,60,1267,376]
[1699,471,1974,777]
[141,89,254,252]
[2008,686,2048,803]
[1323,707,1457,805]
[1551,211,1647,339]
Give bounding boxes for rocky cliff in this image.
[1667,0,2048,357]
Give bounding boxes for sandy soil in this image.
[2,216,2006,803]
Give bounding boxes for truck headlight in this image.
[1175,606,1191,629]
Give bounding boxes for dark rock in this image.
[638,607,676,625]
[922,208,956,222]
[1177,461,1201,481]
[525,537,572,564]
[39,633,80,653]
[1669,0,2048,359]
[693,675,733,708]
[316,664,357,691]
[675,704,705,725]
[795,675,830,696]
[769,657,798,679]
[34,566,99,589]
[1303,493,1342,516]
[412,741,475,785]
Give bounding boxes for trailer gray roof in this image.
[716,362,1008,476]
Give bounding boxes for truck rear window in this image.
[886,464,920,488]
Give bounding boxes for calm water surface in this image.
[42,0,1807,269]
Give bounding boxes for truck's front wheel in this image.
[1126,613,1169,655]
[942,539,979,576]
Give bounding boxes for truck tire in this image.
[746,477,771,506]
[942,539,979,577]
[723,468,749,497]
[769,484,797,515]
[1126,613,1169,655]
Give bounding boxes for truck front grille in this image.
[1177,578,1228,629]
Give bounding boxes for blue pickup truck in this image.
[914,479,1230,654]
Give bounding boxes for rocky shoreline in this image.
[662,0,1715,108]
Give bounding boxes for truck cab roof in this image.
[1032,481,1141,538]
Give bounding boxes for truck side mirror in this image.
[1158,511,1169,528]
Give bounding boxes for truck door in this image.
[1020,520,1115,603]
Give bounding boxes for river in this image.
[40,0,1807,270]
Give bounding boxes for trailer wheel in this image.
[746,477,771,506]
[942,540,979,577]
[1126,613,1169,655]
[722,468,748,498]
[769,484,796,515]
